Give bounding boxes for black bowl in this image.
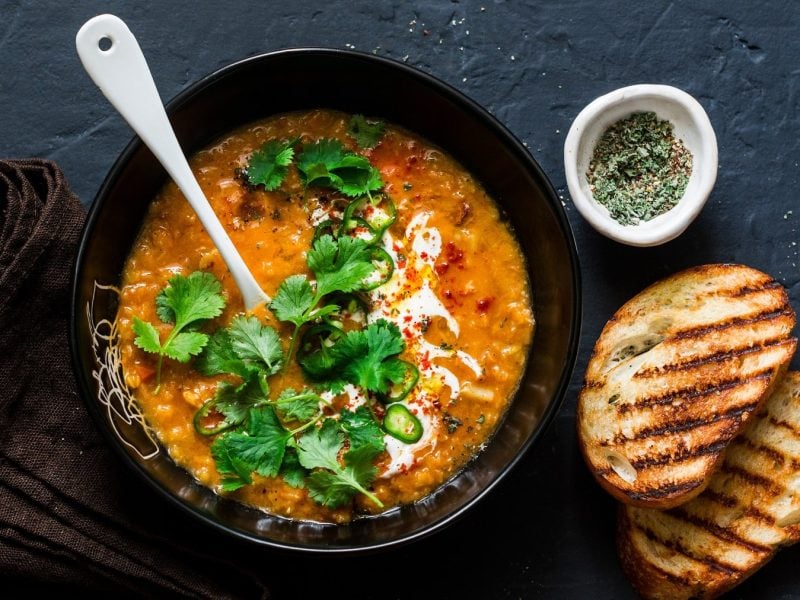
[69,48,581,553]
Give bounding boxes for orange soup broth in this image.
[116,109,534,523]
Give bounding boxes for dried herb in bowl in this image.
[586,111,692,226]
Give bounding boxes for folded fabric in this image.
[0,159,269,599]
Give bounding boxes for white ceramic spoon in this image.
[75,14,270,311]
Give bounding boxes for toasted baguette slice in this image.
[617,371,800,600]
[577,263,796,508]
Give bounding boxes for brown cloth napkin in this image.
[0,159,270,599]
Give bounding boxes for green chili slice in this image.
[193,398,237,436]
[298,322,345,358]
[358,246,394,291]
[313,219,341,242]
[364,194,396,232]
[381,360,419,403]
[339,216,381,244]
[341,194,396,245]
[383,404,423,443]
[326,292,369,318]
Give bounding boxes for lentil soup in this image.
[116,109,534,523]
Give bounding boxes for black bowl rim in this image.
[69,46,582,554]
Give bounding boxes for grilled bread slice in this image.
[577,263,796,508]
[616,371,800,600]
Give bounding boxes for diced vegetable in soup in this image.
[116,109,534,523]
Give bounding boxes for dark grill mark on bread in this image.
[617,372,773,413]
[612,404,752,444]
[719,464,784,496]
[702,488,738,508]
[671,307,793,341]
[626,480,703,501]
[665,508,773,554]
[768,415,800,439]
[735,436,800,470]
[629,439,731,470]
[638,524,740,575]
[728,279,782,297]
[635,338,793,378]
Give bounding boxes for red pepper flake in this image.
[402,327,414,339]
[403,315,413,323]
[477,296,494,314]
[434,262,449,276]
[445,242,464,264]
[419,351,432,371]
[419,251,428,260]
[443,289,453,299]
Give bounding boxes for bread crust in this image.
[577,264,797,509]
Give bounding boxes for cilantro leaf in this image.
[298,343,343,392]
[296,138,346,190]
[296,138,383,198]
[296,419,382,508]
[280,447,307,489]
[305,470,360,508]
[308,235,375,298]
[228,315,284,375]
[269,274,314,326]
[295,419,343,472]
[347,115,385,149]
[132,318,161,353]
[211,440,253,492]
[211,407,291,481]
[132,271,226,390]
[161,331,209,362]
[195,329,252,380]
[275,388,323,423]
[212,378,267,429]
[156,271,225,330]
[197,317,283,381]
[244,138,296,191]
[340,406,385,460]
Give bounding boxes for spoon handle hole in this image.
[98,36,113,52]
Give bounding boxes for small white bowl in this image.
[564,84,718,247]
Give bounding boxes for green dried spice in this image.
[586,111,693,226]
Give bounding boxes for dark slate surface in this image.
[2,1,799,598]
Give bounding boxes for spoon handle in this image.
[75,14,270,310]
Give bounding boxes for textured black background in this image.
[2,1,799,598]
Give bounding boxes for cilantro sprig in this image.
[296,415,384,508]
[243,138,297,191]
[300,319,410,395]
[347,114,386,149]
[269,234,376,360]
[193,315,288,435]
[296,139,383,198]
[209,403,385,507]
[242,135,384,199]
[132,271,225,391]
